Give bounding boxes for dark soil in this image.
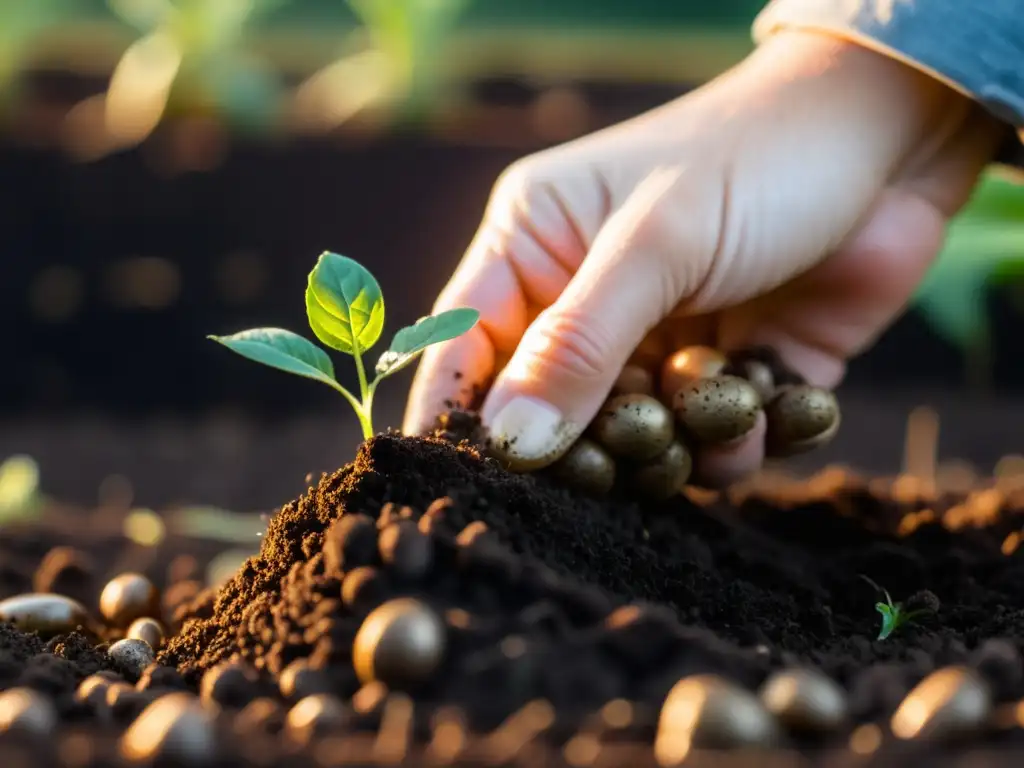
[5,413,1024,765]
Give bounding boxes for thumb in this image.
[482,166,717,470]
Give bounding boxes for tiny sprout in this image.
[208,252,479,440]
[860,575,937,641]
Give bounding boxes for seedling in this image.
[208,251,479,440]
[860,575,937,641]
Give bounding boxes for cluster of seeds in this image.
[548,345,841,498]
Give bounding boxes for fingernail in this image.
[485,396,578,472]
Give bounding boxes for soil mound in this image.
[160,416,1024,738]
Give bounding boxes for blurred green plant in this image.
[294,0,470,129]
[103,0,286,144]
[0,455,43,524]
[912,168,1024,386]
[0,0,73,107]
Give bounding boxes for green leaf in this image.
[208,328,337,387]
[912,170,1024,355]
[874,602,896,640]
[375,307,480,376]
[305,252,385,355]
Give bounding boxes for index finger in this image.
[402,233,528,436]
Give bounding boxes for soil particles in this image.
[3,411,1024,765]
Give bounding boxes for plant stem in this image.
[326,380,374,441]
[353,349,374,439]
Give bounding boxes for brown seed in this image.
[731,359,776,403]
[674,375,761,444]
[286,694,347,742]
[0,593,90,638]
[353,598,446,688]
[612,365,655,397]
[629,441,692,501]
[765,385,840,456]
[280,659,334,701]
[891,666,991,741]
[127,617,165,649]
[120,692,215,763]
[100,573,161,627]
[550,438,616,496]
[108,638,156,677]
[589,394,674,462]
[0,688,57,736]
[759,668,848,733]
[660,347,726,403]
[656,674,779,763]
[76,673,122,707]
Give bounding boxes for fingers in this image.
[694,412,767,488]
[403,168,588,436]
[401,240,524,436]
[481,166,716,470]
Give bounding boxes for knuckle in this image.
[522,310,615,383]
[491,157,555,213]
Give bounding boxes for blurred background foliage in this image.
[0,0,1022,400]
[0,0,1022,506]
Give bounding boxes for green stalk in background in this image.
[105,0,287,139]
[0,0,73,109]
[343,0,470,120]
[912,167,1024,389]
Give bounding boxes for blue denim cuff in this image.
[753,0,1024,169]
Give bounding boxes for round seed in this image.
[612,365,655,396]
[0,593,90,638]
[126,617,165,649]
[76,673,123,708]
[765,384,840,456]
[100,573,161,627]
[353,597,446,688]
[674,376,761,444]
[341,566,389,613]
[660,347,726,403]
[200,661,261,709]
[590,394,674,462]
[630,441,693,501]
[729,359,776,403]
[286,694,347,742]
[550,438,616,497]
[0,688,57,736]
[108,638,156,677]
[656,674,779,762]
[759,668,848,733]
[322,513,379,574]
[378,521,433,582]
[120,692,215,763]
[891,666,991,741]
[280,659,334,701]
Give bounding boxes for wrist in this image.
[745,29,970,162]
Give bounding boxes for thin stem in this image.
[326,380,374,441]
[352,347,374,439]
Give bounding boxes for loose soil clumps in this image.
[152,412,1024,757]
[4,413,1024,764]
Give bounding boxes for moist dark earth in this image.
[4,413,1024,765]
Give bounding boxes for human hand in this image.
[404,30,1004,486]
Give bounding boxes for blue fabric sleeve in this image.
[753,0,1024,169]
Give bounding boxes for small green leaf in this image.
[208,328,337,386]
[305,251,385,355]
[375,308,480,376]
[874,602,896,640]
